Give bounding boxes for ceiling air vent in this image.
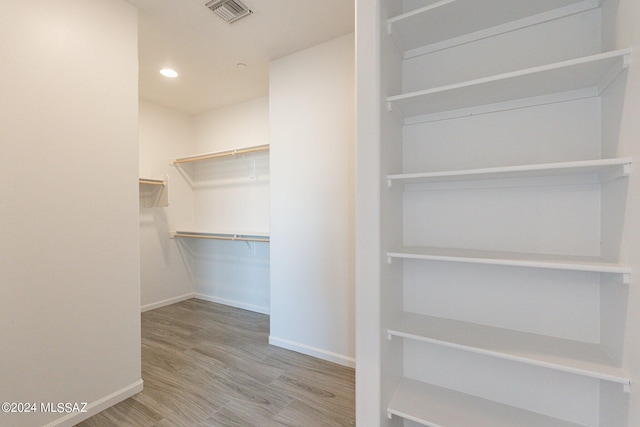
[206,0,252,23]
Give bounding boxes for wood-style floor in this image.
[76,299,355,427]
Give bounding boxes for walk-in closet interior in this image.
[134,0,356,367]
[5,0,640,426]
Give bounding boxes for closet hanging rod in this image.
[139,178,165,186]
[173,144,269,165]
[172,231,270,243]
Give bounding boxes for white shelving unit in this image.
[169,142,270,313]
[172,144,270,241]
[375,1,633,426]
[139,176,168,207]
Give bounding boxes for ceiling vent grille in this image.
[205,0,252,23]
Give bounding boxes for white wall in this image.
[193,96,270,155]
[139,100,195,311]
[190,97,271,313]
[355,0,383,423]
[193,97,270,233]
[0,1,141,426]
[270,34,356,366]
[602,0,640,424]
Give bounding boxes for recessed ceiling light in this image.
[236,63,247,70]
[160,68,179,78]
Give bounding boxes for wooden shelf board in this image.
[139,178,165,186]
[139,176,168,207]
[388,378,587,427]
[389,312,629,384]
[173,144,269,165]
[172,230,270,242]
[387,49,631,119]
[387,246,630,275]
[388,158,632,186]
[388,0,599,56]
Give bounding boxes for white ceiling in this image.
[124,0,355,114]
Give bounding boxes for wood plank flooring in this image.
[75,299,355,427]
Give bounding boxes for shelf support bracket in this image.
[605,271,632,287]
[613,163,631,179]
[624,383,631,393]
[240,155,257,180]
[621,273,631,286]
[387,410,393,420]
[386,101,406,125]
[600,163,632,182]
[387,255,393,264]
[244,240,256,254]
[598,54,630,95]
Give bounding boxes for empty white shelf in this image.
[387,0,599,57]
[173,144,269,165]
[387,49,631,120]
[388,312,630,385]
[388,378,587,427]
[387,247,631,278]
[171,230,270,242]
[388,158,632,187]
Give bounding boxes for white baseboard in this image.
[194,293,270,315]
[269,335,355,368]
[43,379,143,427]
[141,292,195,312]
